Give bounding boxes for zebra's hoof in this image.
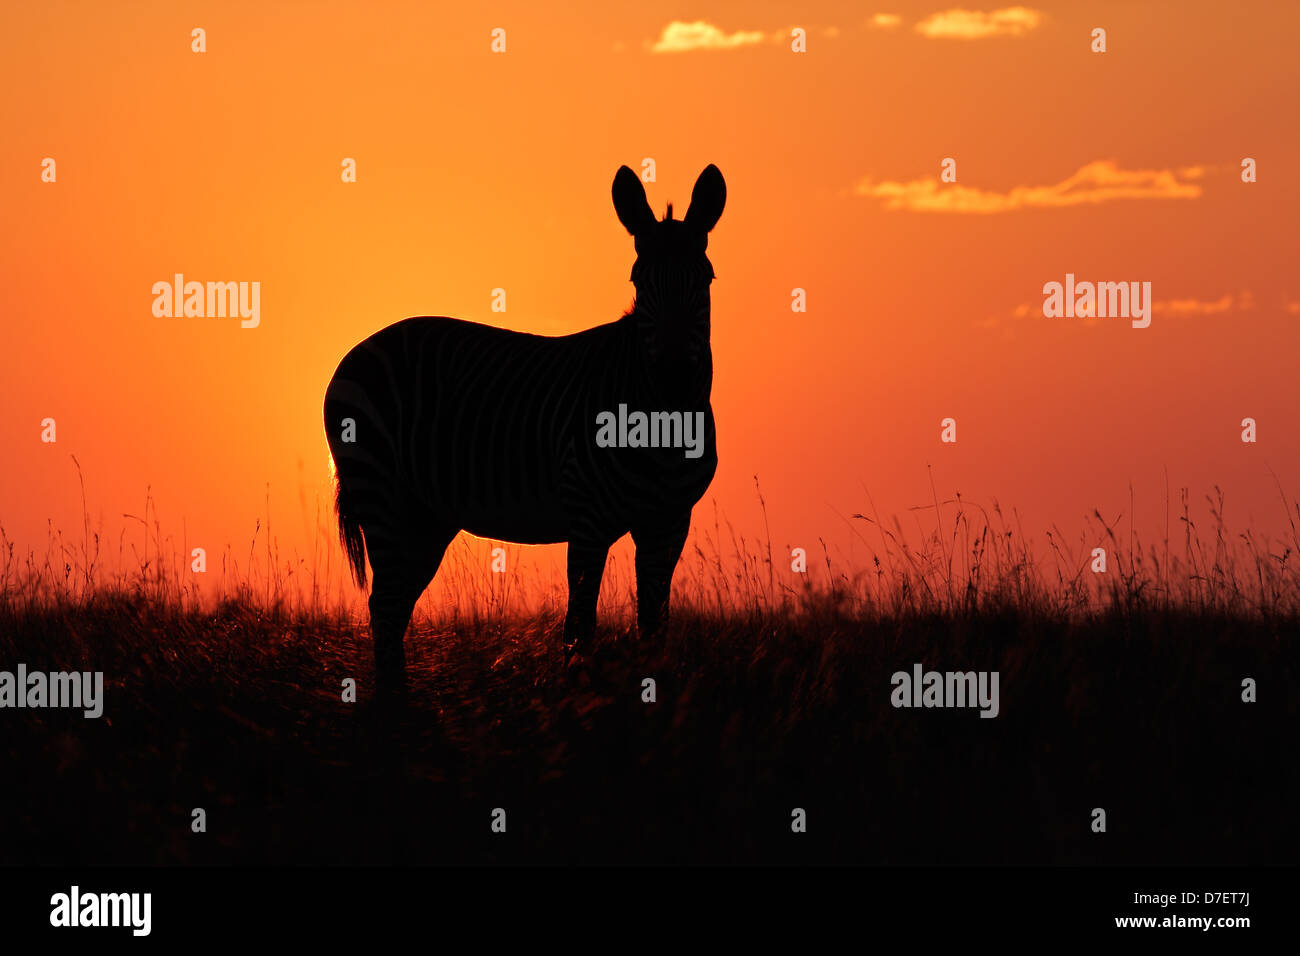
[374,670,409,710]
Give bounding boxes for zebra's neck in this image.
[628,306,713,405]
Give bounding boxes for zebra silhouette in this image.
[324,165,726,696]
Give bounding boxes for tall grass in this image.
[2,467,1294,867]
[2,463,1298,628]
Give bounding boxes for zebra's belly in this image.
[445,448,716,545]
[459,511,571,546]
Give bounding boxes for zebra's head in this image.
[613,165,726,367]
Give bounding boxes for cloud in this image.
[853,160,1204,213]
[915,7,1042,39]
[649,21,768,53]
[870,14,902,29]
[1153,291,1252,315]
[988,291,1256,331]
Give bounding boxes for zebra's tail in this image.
[334,477,369,589]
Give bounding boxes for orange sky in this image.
[2,1,1297,601]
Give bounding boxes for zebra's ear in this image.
[684,165,726,233]
[612,166,655,236]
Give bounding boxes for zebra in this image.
[323,164,726,697]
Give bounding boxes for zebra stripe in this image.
[323,165,726,693]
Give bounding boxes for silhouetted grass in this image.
[1,474,1296,864]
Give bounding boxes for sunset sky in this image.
[2,1,1297,601]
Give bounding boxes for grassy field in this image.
[2,482,1297,864]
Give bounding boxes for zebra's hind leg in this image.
[631,513,691,640]
[563,535,613,663]
[367,525,457,703]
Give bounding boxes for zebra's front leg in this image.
[631,514,691,638]
[563,536,612,662]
